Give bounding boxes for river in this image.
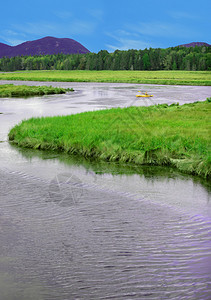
[0,81,211,299]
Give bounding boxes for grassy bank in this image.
[9,99,211,179]
[0,70,211,85]
[0,84,73,97]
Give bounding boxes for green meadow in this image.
[0,70,210,85]
[0,84,73,97]
[9,99,211,179]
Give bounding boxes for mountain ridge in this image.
[0,38,210,58]
[177,42,210,48]
[0,36,90,58]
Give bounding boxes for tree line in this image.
[0,46,210,72]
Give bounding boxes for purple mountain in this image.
[0,36,90,58]
[177,42,210,48]
[0,42,12,57]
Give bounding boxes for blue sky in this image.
[1,0,210,52]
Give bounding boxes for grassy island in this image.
[0,70,211,85]
[0,84,73,97]
[9,99,211,179]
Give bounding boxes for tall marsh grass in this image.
[9,99,211,178]
[0,84,73,97]
[0,70,210,85]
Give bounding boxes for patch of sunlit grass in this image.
[8,99,211,178]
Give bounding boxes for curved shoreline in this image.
[8,100,211,179]
[0,83,73,97]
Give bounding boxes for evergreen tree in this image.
[0,45,210,71]
[142,53,150,70]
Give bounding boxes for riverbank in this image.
[0,70,211,85]
[9,99,211,179]
[0,84,73,97]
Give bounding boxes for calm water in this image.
[0,81,211,299]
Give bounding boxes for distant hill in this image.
[177,42,210,48]
[0,42,12,57]
[0,36,90,58]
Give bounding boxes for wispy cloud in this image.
[88,9,104,21]
[114,30,139,38]
[106,30,152,51]
[168,11,198,20]
[106,39,151,51]
[0,30,26,45]
[12,22,58,37]
[53,11,73,19]
[6,18,96,41]
[3,29,22,37]
[0,11,98,47]
[69,20,96,35]
[130,21,200,39]
[4,39,25,46]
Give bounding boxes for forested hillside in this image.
[0,45,210,71]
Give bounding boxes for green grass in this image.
[9,99,211,179]
[0,84,73,97]
[0,70,210,85]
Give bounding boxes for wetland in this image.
[0,80,211,299]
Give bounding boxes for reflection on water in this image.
[1,165,211,299]
[0,81,211,299]
[10,145,211,214]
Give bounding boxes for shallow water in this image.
[0,81,211,299]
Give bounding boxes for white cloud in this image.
[3,30,21,37]
[106,42,146,51]
[168,11,198,20]
[88,9,104,21]
[0,30,26,45]
[106,31,152,51]
[106,39,151,51]
[10,22,58,37]
[7,19,96,40]
[115,30,139,38]
[69,20,96,35]
[130,21,200,39]
[4,39,25,46]
[0,18,96,46]
[53,11,73,19]
[0,15,97,48]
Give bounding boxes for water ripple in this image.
[0,168,211,299]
